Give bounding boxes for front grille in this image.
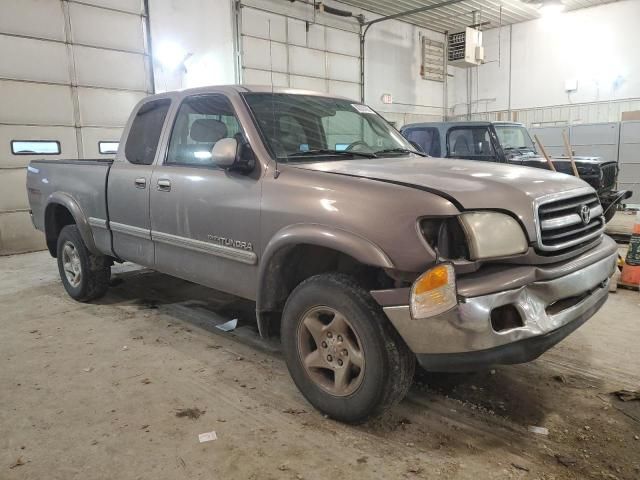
[536,189,605,252]
[601,163,617,191]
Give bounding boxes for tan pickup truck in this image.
[27,86,618,423]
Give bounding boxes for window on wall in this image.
[99,141,119,154]
[11,140,61,155]
[125,99,171,165]
[166,94,241,167]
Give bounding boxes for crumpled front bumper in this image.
[375,237,618,371]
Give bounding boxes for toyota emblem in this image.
[580,204,591,224]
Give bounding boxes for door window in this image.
[447,127,495,159]
[166,95,241,167]
[402,127,441,157]
[125,99,171,165]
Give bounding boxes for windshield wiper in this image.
[287,149,377,159]
[375,148,427,157]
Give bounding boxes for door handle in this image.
[134,177,146,189]
[157,178,171,191]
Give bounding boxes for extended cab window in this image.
[125,99,171,165]
[403,127,441,157]
[447,127,495,159]
[166,95,240,166]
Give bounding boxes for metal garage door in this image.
[238,3,361,101]
[0,0,153,255]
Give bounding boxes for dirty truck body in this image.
[27,86,618,423]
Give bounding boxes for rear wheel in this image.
[56,225,110,301]
[281,273,415,423]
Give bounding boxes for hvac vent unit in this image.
[447,27,484,67]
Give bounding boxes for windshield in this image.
[494,125,536,152]
[242,93,414,162]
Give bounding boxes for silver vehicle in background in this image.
[27,86,618,423]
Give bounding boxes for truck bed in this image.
[26,159,114,255]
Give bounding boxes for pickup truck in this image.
[27,86,618,424]
[400,121,632,222]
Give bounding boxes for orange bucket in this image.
[620,212,640,290]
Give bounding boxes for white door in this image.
[239,3,361,101]
[0,0,153,255]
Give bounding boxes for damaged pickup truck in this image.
[27,86,618,423]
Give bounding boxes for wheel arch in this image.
[44,193,98,257]
[256,224,395,337]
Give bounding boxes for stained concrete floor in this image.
[1,251,639,480]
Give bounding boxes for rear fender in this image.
[45,192,99,255]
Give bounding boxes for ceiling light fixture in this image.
[539,0,565,17]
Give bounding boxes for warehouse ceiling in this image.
[337,0,619,32]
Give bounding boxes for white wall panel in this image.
[79,0,144,14]
[620,121,640,144]
[0,0,66,41]
[619,144,640,165]
[69,3,145,53]
[242,8,286,42]
[571,123,619,145]
[328,80,359,101]
[327,53,359,83]
[325,29,359,57]
[0,35,70,84]
[243,69,288,87]
[286,18,325,50]
[288,46,324,78]
[290,75,326,92]
[0,80,74,126]
[74,46,147,91]
[242,36,287,72]
[0,211,46,255]
[0,169,29,211]
[81,127,124,158]
[77,88,145,127]
[0,125,77,168]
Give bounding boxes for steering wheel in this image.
[345,140,371,152]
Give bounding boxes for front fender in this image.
[255,223,394,336]
[45,192,99,255]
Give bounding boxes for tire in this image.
[281,273,415,424]
[56,225,110,302]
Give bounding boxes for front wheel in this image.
[56,225,110,302]
[281,273,415,423]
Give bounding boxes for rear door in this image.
[107,98,171,266]
[149,93,261,300]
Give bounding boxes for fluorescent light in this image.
[155,42,188,71]
[539,0,565,17]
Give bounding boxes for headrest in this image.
[190,119,228,143]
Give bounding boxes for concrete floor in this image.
[1,251,639,480]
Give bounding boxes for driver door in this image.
[149,93,261,300]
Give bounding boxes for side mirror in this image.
[211,138,238,169]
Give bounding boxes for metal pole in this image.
[443,30,448,121]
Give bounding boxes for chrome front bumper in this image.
[383,252,617,357]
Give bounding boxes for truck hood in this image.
[290,156,592,238]
[509,153,610,165]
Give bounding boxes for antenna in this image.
[267,19,280,178]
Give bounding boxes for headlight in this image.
[410,263,457,319]
[459,212,528,260]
